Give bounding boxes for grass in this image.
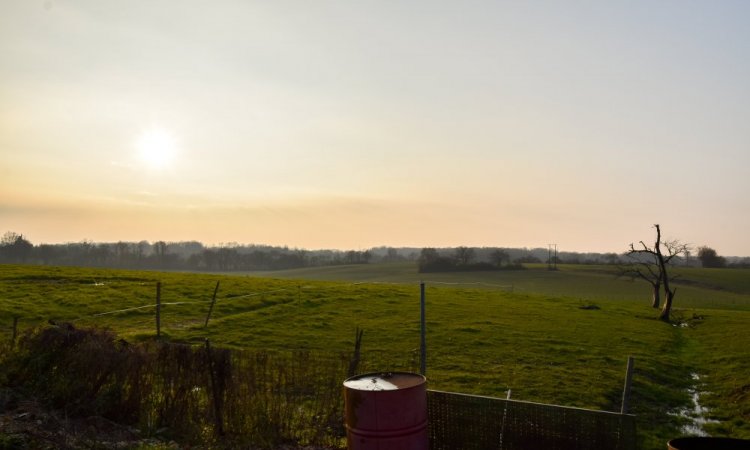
[1,262,748,449]
[243,262,750,311]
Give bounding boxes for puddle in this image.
[671,373,719,436]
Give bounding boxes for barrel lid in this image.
[344,372,426,391]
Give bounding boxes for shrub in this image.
[1,324,350,448]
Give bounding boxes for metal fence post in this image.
[156,281,162,339]
[420,281,426,376]
[621,356,635,414]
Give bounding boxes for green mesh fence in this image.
[428,390,636,450]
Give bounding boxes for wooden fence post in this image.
[348,327,364,377]
[156,282,162,339]
[621,356,635,414]
[204,281,220,328]
[205,339,225,436]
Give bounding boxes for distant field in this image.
[1,263,748,449]
[243,262,750,311]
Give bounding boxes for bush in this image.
[0,324,350,448]
[4,324,140,420]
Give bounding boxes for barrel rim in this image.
[343,371,426,390]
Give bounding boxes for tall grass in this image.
[0,324,353,448]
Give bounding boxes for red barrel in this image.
[344,372,428,450]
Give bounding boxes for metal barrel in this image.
[668,437,750,450]
[344,372,428,450]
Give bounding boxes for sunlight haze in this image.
[1,1,749,254]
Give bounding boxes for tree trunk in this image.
[651,282,661,308]
[654,224,674,322]
[659,289,674,321]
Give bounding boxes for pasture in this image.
[1,263,748,449]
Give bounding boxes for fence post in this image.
[205,339,225,436]
[156,282,162,339]
[499,389,512,448]
[204,281,220,328]
[621,356,635,414]
[348,327,364,377]
[420,281,426,376]
[11,316,19,349]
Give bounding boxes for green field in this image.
[1,263,748,449]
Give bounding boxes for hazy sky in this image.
[2,1,749,254]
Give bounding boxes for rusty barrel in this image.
[343,372,428,450]
[668,437,750,449]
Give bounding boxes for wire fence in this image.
[0,276,520,414]
[1,278,511,342]
[0,275,606,392]
[428,390,636,450]
[1,276,626,415]
[0,323,635,449]
[0,275,643,448]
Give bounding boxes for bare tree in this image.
[490,249,510,268]
[0,231,33,263]
[153,241,168,267]
[619,251,663,308]
[627,224,688,321]
[454,247,475,265]
[114,241,131,267]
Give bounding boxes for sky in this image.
[1,1,749,255]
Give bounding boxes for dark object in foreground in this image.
[668,437,750,450]
[344,372,428,450]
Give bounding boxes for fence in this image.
[2,278,511,372]
[1,325,349,447]
[1,323,637,449]
[1,273,641,449]
[428,390,637,450]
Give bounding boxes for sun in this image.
[135,129,177,170]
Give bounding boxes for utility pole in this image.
[554,244,558,270]
[548,244,558,270]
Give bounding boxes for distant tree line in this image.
[1,231,746,271]
[0,232,376,271]
[418,247,523,273]
[414,246,638,273]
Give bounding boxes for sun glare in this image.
[135,129,177,170]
